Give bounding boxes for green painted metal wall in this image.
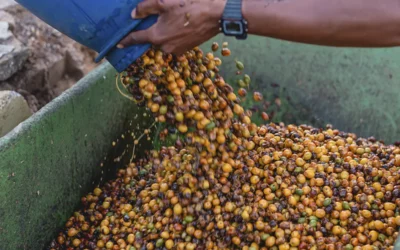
[203,35,400,143]
[0,63,153,250]
[1,34,400,249]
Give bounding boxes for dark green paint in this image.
[0,63,152,250]
[202,35,400,143]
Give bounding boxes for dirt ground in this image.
[0,5,101,113]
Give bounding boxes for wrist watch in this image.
[219,0,248,39]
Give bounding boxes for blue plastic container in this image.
[15,0,158,72]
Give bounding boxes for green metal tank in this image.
[0,64,154,249]
[1,35,400,249]
[205,35,400,144]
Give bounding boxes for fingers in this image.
[117,29,152,48]
[132,0,164,19]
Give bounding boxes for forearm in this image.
[243,0,400,47]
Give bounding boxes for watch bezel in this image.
[219,19,248,40]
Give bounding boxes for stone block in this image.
[0,90,32,137]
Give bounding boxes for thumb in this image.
[132,0,164,19]
[117,29,153,48]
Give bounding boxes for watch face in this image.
[222,20,243,35]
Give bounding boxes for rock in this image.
[0,43,29,81]
[0,44,14,57]
[0,21,12,41]
[0,0,17,10]
[0,10,15,31]
[22,93,40,113]
[0,5,97,113]
[0,90,32,137]
[0,20,29,81]
[0,22,29,81]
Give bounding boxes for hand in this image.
[117,0,226,55]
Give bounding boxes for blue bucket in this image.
[15,0,158,72]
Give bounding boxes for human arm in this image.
[243,0,400,47]
[117,0,400,54]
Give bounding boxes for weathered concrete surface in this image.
[0,90,31,137]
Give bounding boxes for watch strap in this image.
[222,0,243,20]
